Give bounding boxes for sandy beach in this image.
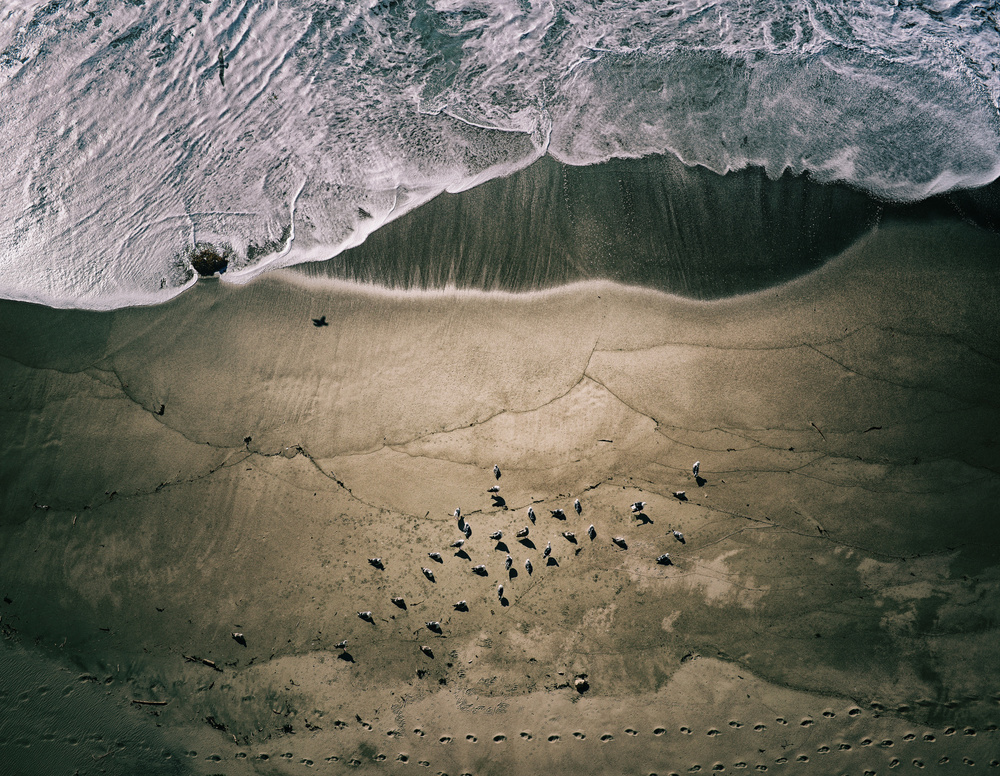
[1,203,999,774]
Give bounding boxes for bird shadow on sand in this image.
[634,512,653,525]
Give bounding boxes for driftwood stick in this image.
[131,699,168,706]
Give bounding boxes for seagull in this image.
[232,631,246,646]
[693,461,700,477]
[312,315,329,327]
[453,507,461,520]
[612,536,627,548]
[562,531,576,543]
[463,522,472,538]
[631,501,646,513]
[587,524,596,540]
[527,507,536,523]
[574,499,582,514]
[450,538,465,548]
[516,526,529,538]
[657,553,673,565]
[504,554,513,571]
[494,465,501,480]
[490,530,503,541]
[335,640,348,650]
[672,530,685,543]
[550,509,566,520]
[524,558,533,574]
[358,611,374,622]
[391,596,406,608]
[543,541,551,558]
[368,557,384,570]
[426,621,442,633]
[428,552,443,563]
[454,600,469,611]
[673,491,687,500]
[421,567,436,582]
[487,485,500,493]
[497,583,504,599]
[472,565,488,576]
[420,645,434,657]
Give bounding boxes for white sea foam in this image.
[1,0,998,308]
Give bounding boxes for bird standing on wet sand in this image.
[612,536,627,548]
[504,554,513,571]
[391,597,406,608]
[426,621,442,633]
[631,501,645,513]
[494,465,501,480]
[550,509,566,520]
[562,531,576,543]
[368,557,384,570]
[428,552,443,563]
[497,583,504,599]
[422,567,436,582]
[472,565,488,575]
[527,506,536,523]
[335,639,348,650]
[672,530,685,543]
[358,611,374,622]
[420,645,434,657]
[463,522,472,538]
[657,553,673,565]
[490,530,503,541]
[574,499,582,514]
[524,558,533,574]
[488,485,500,493]
[543,541,551,558]
[454,600,469,611]
[587,524,596,540]
[453,507,461,520]
[693,461,700,477]
[450,538,465,548]
[516,526,529,538]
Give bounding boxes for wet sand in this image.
[1,216,999,774]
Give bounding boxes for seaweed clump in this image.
[189,244,231,276]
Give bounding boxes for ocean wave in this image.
[1,0,998,308]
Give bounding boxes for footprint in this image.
[945,727,957,736]
[860,738,873,746]
[519,732,532,740]
[822,710,835,718]
[601,734,614,742]
[964,727,977,736]
[923,733,935,742]
[848,708,862,717]
[817,746,829,754]
[375,754,386,762]
[466,735,477,742]
[418,761,430,767]
[493,735,506,743]
[838,743,851,751]
[734,763,747,769]
[775,718,787,726]
[729,721,743,728]
[439,736,452,744]
[706,729,720,737]
[753,725,767,732]
[325,756,340,763]
[913,760,924,768]
[903,733,916,741]
[800,719,814,727]
[301,760,314,766]
[774,758,787,765]
[626,728,638,736]
[963,759,975,766]
[796,754,809,762]
[548,735,560,742]
[397,755,409,763]
[653,728,666,736]
[938,757,949,765]
[879,739,894,748]
[688,767,701,773]
[889,758,900,768]
[755,767,767,772]
[573,732,586,739]
[414,728,425,737]
[680,727,692,735]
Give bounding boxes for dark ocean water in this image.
[1,0,999,307]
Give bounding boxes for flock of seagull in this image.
[339,462,701,659]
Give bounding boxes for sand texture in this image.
[1,218,999,774]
